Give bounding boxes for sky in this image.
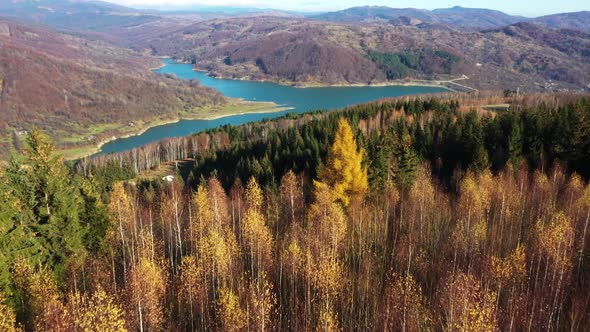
[108,0,589,17]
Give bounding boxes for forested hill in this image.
[1,91,590,330]
[138,17,590,91]
[0,18,225,157]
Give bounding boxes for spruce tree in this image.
[395,131,419,193]
[24,130,86,280]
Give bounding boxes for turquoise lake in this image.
[97,59,447,155]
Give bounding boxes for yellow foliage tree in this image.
[198,229,238,282]
[536,212,574,270]
[68,288,127,332]
[438,272,498,332]
[208,177,231,229]
[490,244,527,290]
[318,304,340,332]
[245,177,264,212]
[0,293,21,332]
[108,182,135,277]
[319,117,368,207]
[279,170,303,225]
[218,287,246,332]
[306,181,347,256]
[179,255,205,330]
[12,258,63,331]
[241,208,274,276]
[128,257,166,331]
[193,183,213,243]
[383,273,431,331]
[246,273,276,332]
[311,253,344,303]
[241,177,274,277]
[408,165,435,240]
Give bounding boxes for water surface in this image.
[98,59,447,155]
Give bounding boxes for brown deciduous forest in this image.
[1,92,590,331]
[138,16,590,91]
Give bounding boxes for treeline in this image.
[80,92,590,189]
[368,49,461,80]
[179,92,590,190]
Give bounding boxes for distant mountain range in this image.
[0,0,302,45]
[309,6,590,32]
[2,2,589,35]
[308,6,525,30]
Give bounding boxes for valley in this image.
[0,17,291,159]
[0,2,589,331]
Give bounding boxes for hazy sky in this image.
[110,0,589,17]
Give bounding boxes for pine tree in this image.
[0,159,45,292]
[508,115,523,165]
[395,131,419,192]
[78,175,109,252]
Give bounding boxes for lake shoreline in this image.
[82,59,448,158]
[163,58,461,91]
[208,73,458,91]
[59,101,290,160]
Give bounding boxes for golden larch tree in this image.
[319,118,368,207]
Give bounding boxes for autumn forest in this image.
[1,92,590,331]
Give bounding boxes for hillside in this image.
[0,0,161,36]
[532,11,590,33]
[135,17,590,92]
[0,18,226,157]
[310,6,590,33]
[0,0,301,45]
[309,6,526,30]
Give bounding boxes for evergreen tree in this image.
[1,131,87,291]
[508,114,523,165]
[395,131,419,192]
[24,130,86,280]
